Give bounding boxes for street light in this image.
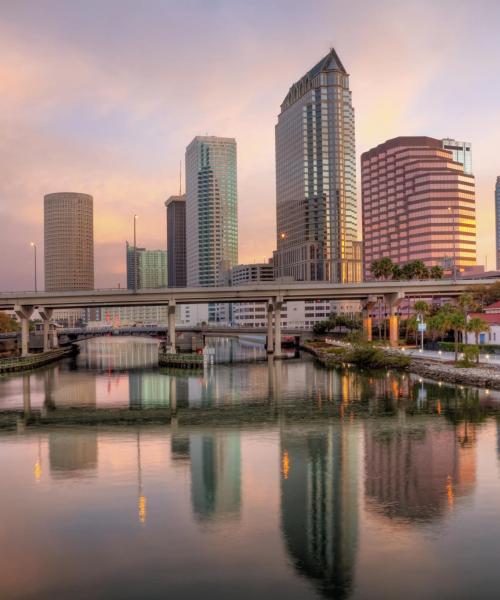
[133,214,139,293]
[448,206,456,282]
[30,242,37,292]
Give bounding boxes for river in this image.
[1,337,500,599]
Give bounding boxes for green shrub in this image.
[343,344,410,370]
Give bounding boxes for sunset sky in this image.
[0,0,499,290]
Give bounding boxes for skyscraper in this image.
[442,138,472,175]
[165,194,187,287]
[273,48,360,283]
[496,177,500,270]
[362,137,476,278]
[126,242,167,289]
[44,192,94,291]
[185,136,238,287]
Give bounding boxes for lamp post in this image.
[30,242,37,292]
[133,214,139,292]
[448,206,456,282]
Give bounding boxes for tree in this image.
[449,310,466,362]
[0,312,19,333]
[430,265,444,280]
[370,258,394,280]
[413,300,429,318]
[391,264,403,280]
[467,317,490,363]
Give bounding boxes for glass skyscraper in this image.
[126,242,167,289]
[496,177,500,270]
[185,136,238,287]
[442,138,472,175]
[273,48,361,283]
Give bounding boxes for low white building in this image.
[466,301,500,345]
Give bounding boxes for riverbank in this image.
[304,340,500,389]
[0,347,75,374]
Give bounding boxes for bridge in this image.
[0,279,496,356]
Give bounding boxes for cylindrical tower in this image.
[44,192,94,291]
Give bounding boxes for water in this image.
[1,337,500,599]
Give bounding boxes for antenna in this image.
[179,160,182,196]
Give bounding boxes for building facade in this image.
[126,243,167,289]
[442,138,472,175]
[362,136,477,279]
[273,48,361,283]
[165,194,187,287]
[44,192,94,291]
[496,177,500,270]
[185,136,238,287]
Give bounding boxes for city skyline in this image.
[1,0,499,290]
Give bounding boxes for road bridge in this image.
[0,279,497,356]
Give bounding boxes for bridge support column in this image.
[362,296,377,342]
[266,301,274,354]
[274,298,283,358]
[39,308,53,352]
[385,292,405,348]
[14,305,34,356]
[168,302,176,354]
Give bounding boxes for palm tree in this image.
[370,258,394,280]
[430,265,444,280]
[449,310,466,362]
[391,264,403,280]
[467,317,490,363]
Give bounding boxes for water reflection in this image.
[49,430,98,479]
[281,422,359,599]
[364,419,476,522]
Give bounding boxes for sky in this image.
[0,0,499,291]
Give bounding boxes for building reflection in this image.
[190,432,241,521]
[280,422,359,599]
[48,430,98,479]
[77,337,159,371]
[364,418,476,522]
[129,372,170,409]
[169,430,241,522]
[44,367,97,410]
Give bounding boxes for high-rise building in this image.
[442,138,472,175]
[362,136,476,278]
[165,194,187,287]
[44,192,94,291]
[126,243,167,289]
[496,177,500,270]
[273,48,361,283]
[185,136,238,287]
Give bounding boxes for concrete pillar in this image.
[167,302,176,354]
[14,305,34,356]
[362,313,373,342]
[39,308,53,352]
[274,299,283,358]
[385,292,405,348]
[51,325,59,349]
[266,301,274,354]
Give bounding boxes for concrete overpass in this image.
[0,279,497,356]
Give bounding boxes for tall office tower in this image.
[185,136,238,287]
[165,194,187,287]
[442,138,472,175]
[496,177,500,270]
[126,243,167,289]
[362,137,476,278]
[44,192,94,291]
[273,48,360,283]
